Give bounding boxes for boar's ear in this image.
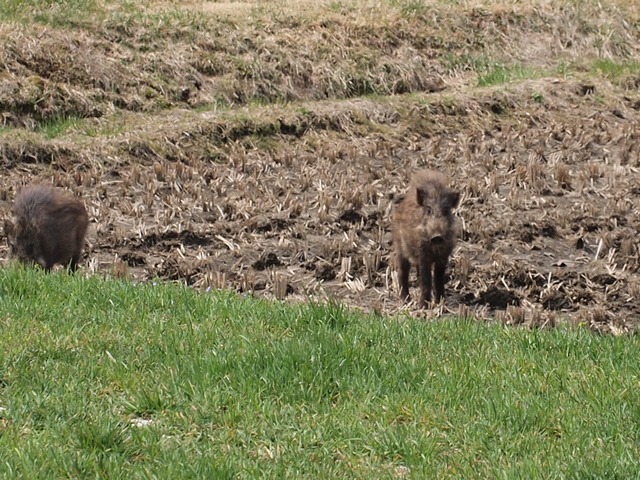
[444,191,460,210]
[3,219,14,237]
[416,187,427,207]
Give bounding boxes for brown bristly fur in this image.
[4,184,89,272]
[392,169,460,307]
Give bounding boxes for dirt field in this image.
[1,1,639,332]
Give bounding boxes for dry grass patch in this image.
[2,0,639,126]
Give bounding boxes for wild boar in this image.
[392,169,459,306]
[4,184,89,272]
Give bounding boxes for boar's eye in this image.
[423,205,433,215]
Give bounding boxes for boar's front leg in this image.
[418,253,433,307]
[68,256,80,273]
[433,259,448,303]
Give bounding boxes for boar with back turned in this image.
[4,184,89,272]
[392,169,460,307]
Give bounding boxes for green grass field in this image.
[0,267,638,478]
[1,0,640,477]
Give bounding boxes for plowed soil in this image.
[1,1,639,332]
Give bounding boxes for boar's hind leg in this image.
[433,259,448,303]
[398,255,411,301]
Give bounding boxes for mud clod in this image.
[339,209,364,224]
[315,263,337,281]
[122,252,146,267]
[475,286,521,310]
[253,252,282,271]
[541,291,571,311]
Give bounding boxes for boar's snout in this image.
[430,235,445,245]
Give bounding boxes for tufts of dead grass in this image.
[2,1,639,127]
[2,76,639,332]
